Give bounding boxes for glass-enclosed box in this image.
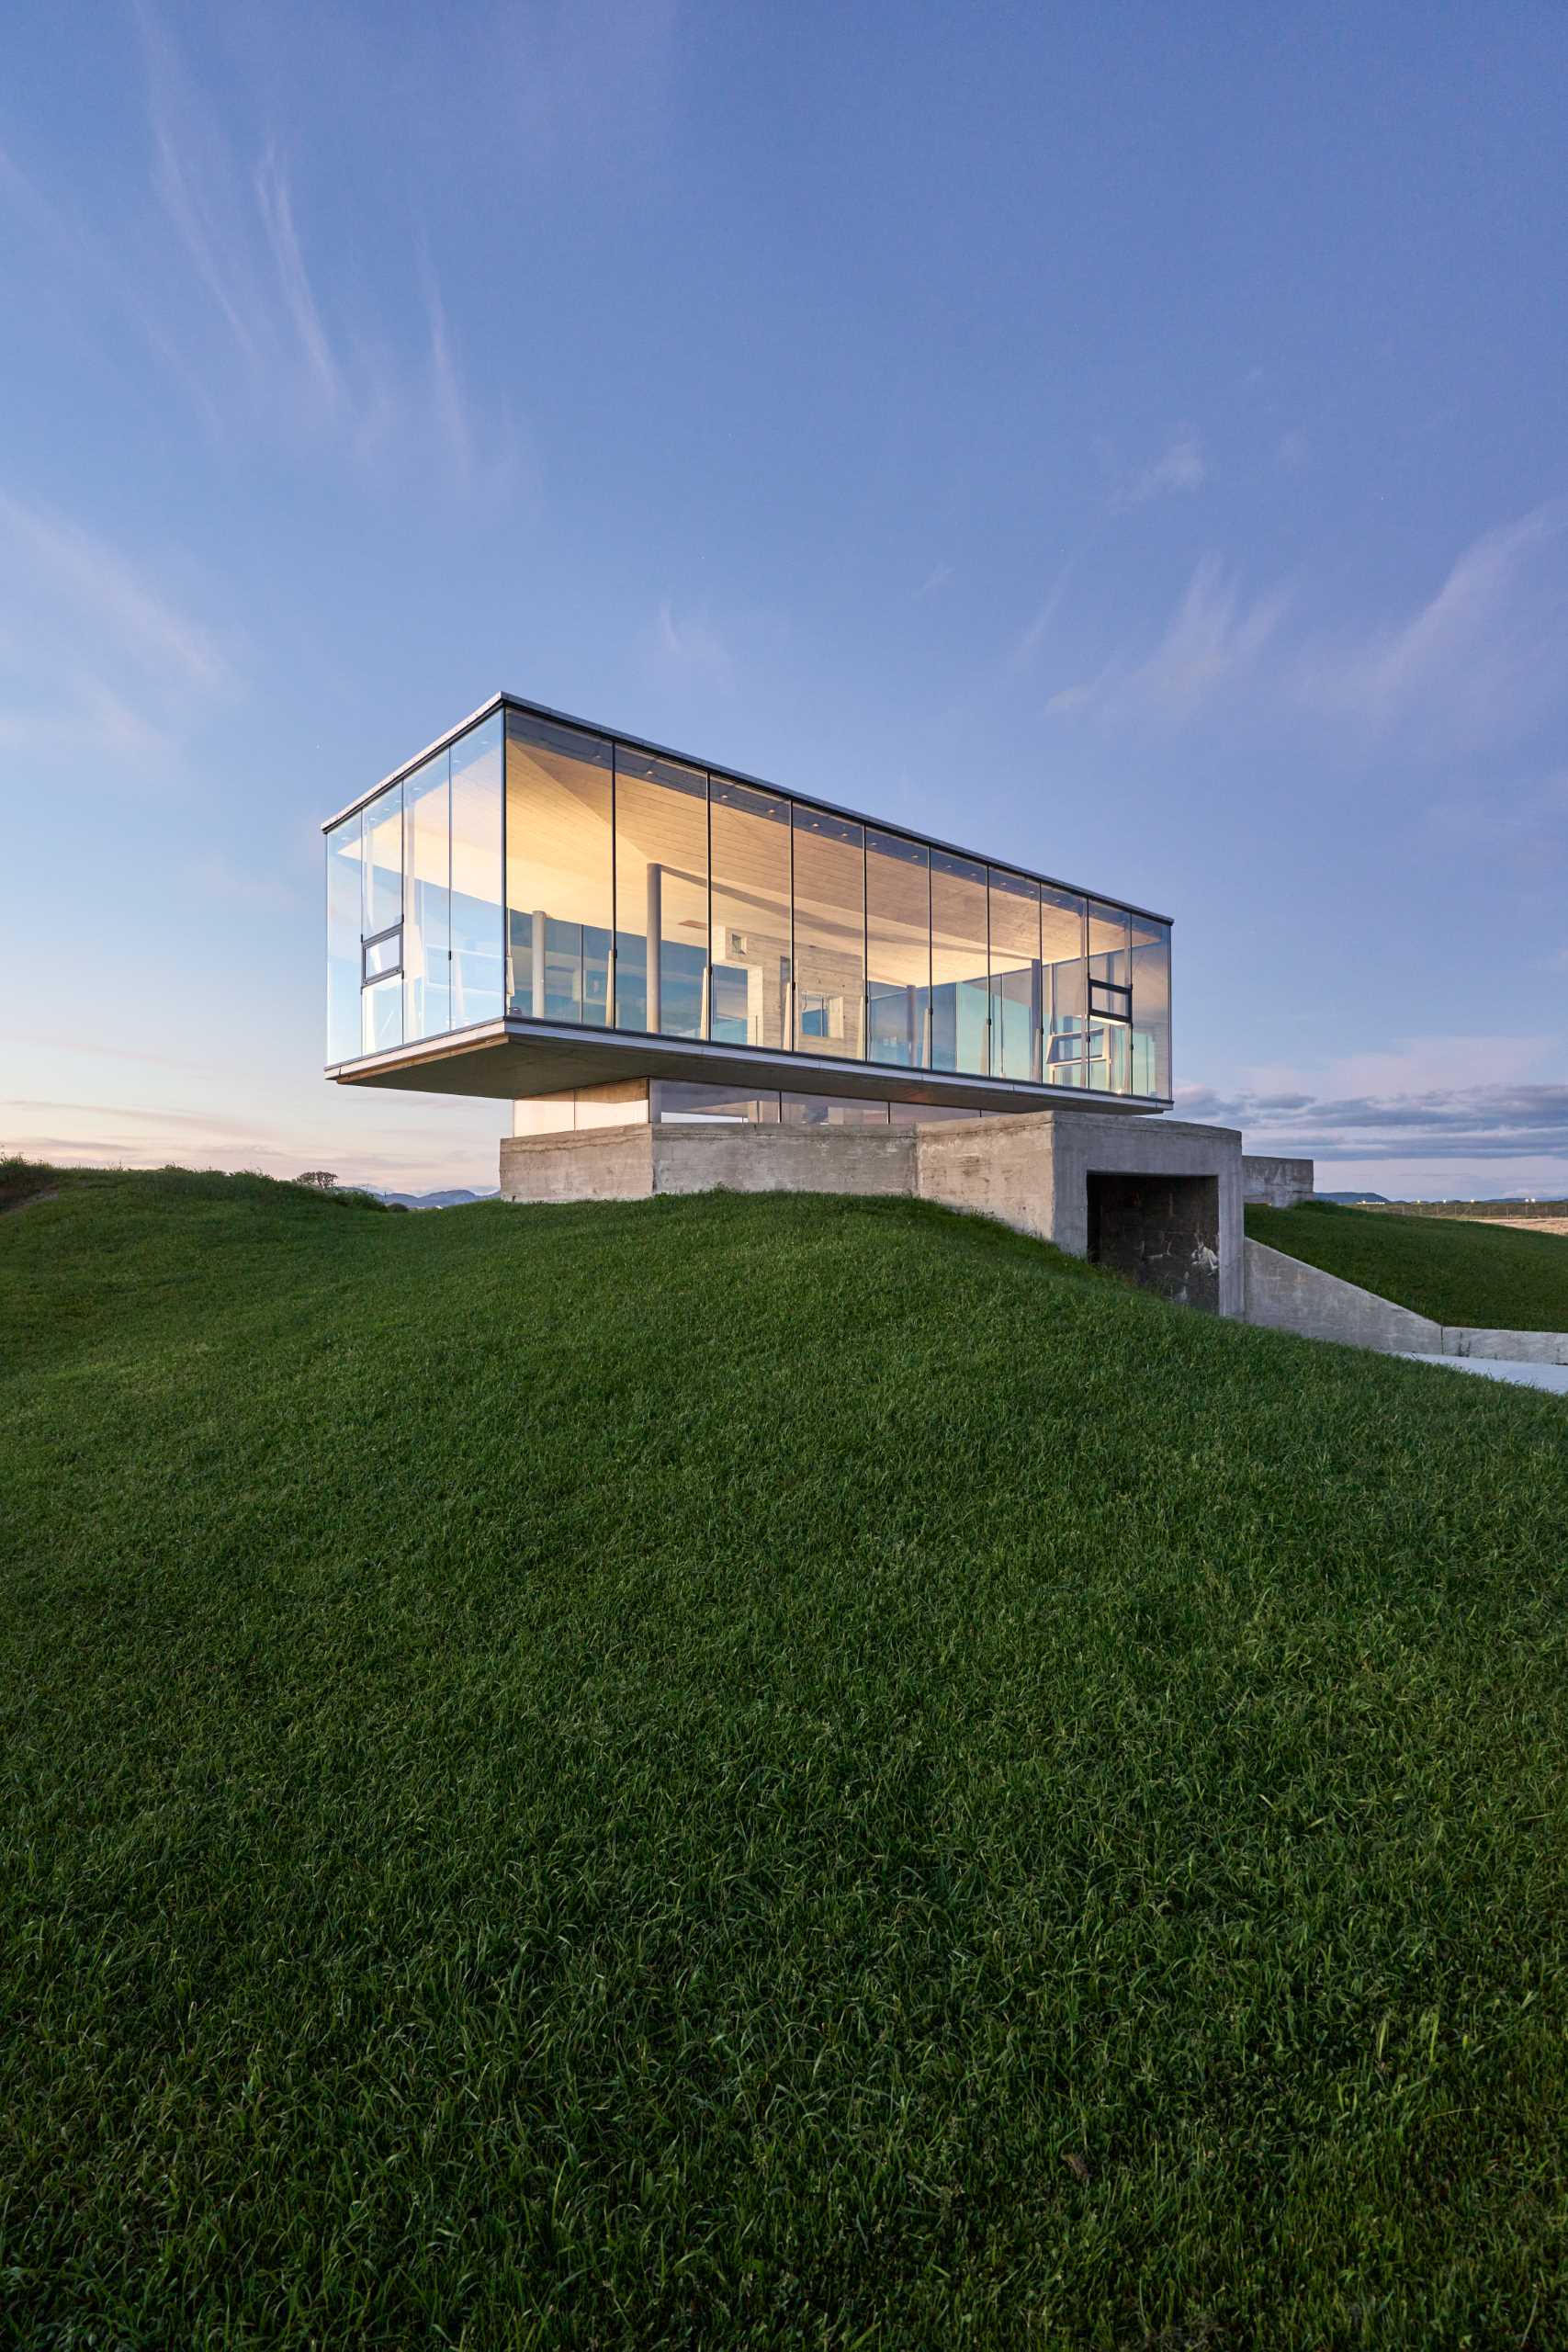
[324,695,1173,1111]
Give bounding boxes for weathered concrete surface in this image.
[500,1125,654,1202]
[653,1122,916,1200]
[1089,1172,1219,1311]
[1047,1113,1245,1317]
[912,1115,1056,1242]
[1402,1355,1568,1394]
[1445,1326,1568,1364]
[1244,1238,1443,1351]
[910,1109,1244,1314]
[1242,1153,1314,1208]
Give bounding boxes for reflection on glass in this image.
[327,701,1167,1099]
[504,711,610,1027]
[1130,913,1171,1097]
[656,1081,782,1124]
[364,786,402,937]
[867,830,929,1069]
[404,751,450,1042]
[615,749,708,1036]
[931,850,988,1075]
[1042,885,1087,1088]
[362,971,402,1056]
[326,814,362,1063]
[449,717,504,1026]
[1088,899,1131,1092]
[781,1092,889,1125]
[887,1102,977,1125]
[791,808,863,1058]
[989,868,1041,1081]
[710,781,791,1050]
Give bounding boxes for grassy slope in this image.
[1247,1200,1568,1332]
[4,1169,1568,2349]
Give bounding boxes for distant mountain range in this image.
[364,1187,500,1212]
[1316,1191,1392,1205]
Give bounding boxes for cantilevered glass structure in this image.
[323,695,1173,1117]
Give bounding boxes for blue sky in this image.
[4,1,1566,1194]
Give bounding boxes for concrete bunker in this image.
[1086,1169,1221,1311]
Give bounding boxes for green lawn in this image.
[1247,1199,1568,1330]
[5,1165,1568,2348]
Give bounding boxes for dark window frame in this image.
[362,922,403,987]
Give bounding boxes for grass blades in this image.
[3,1168,1567,2346]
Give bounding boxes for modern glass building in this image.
[323,695,1173,1122]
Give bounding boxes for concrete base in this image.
[1241,1154,1314,1208]
[500,1106,1247,1316]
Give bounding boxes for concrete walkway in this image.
[1396,1353,1568,1395]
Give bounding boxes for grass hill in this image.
[1247,1199,1568,1330]
[5,1165,1568,2346]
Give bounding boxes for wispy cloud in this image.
[1293,499,1568,754]
[254,141,341,412]
[917,561,953,599]
[0,6,518,497]
[1009,563,1074,672]
[0,492,237,764]
[1047,556,1289,727]
[1047,499,1568,758]
[1111,425,1207,512]
[648,598,734,686]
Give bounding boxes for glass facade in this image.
[325,698,1173,1104]
[504,711,608,1028]
[615,746,708,1037]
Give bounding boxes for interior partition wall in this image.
[326,701,1173,1102]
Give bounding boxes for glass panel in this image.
[363,786,402,937]
[504,712,611,1027]
[448,717,504,1027]
[780,1092,889,1125]
[791,807,864,1059]
[655,1081,782,1125]
[1130,914,1171,1098]
[887,1102,978,1125]
[931,850,988,1075]
[361,972,402,1057]
[615,748,708,1037]
[404,750,450,1043]
[710,780,792,1051]
[364,930,400,979]
[989,868,1041,1082]
[325,814,362,1063]
[1088,900,1132,1092]
[1041,885,1087,1088]
[866,829,929,1069]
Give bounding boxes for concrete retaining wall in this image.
[499,1125,654,1202]
[653,1122,917,1200]
[913,1116,1057,1242]
[1445,1327,1568,1364]
[1242,1154,1314,1208]
[1242,1239,1568,1363]
[1244,1238,1441,1350]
